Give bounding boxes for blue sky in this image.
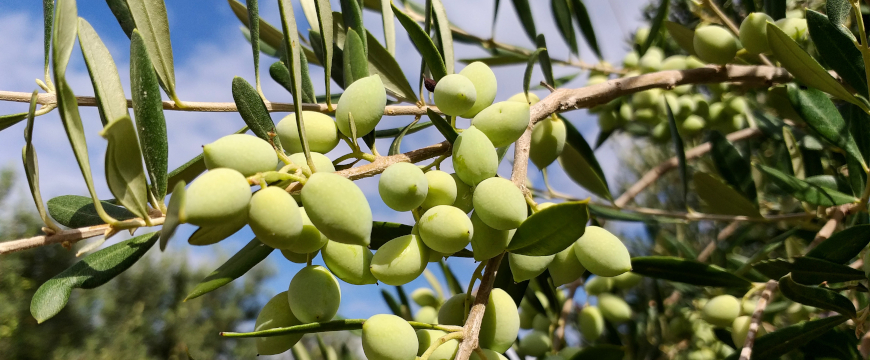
[0,0,650,342]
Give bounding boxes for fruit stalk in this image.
[454,252,504,360]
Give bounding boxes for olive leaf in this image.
[100,116,151,222]
[432,0,454,74]
[664,21,696,56]
[523,48,545,101]
[167,155,206,193]
[277,0,315,172]
[159,181,186,251]
[571,0,601,59]
[709,131,757,203]
[755,163,857,206]
[130,30,170,204]
[370,221,414,250]
[22,90,60,232]
[693,172,762,218]
[244,0,263,95]
[392,2,448,81]
[188,217,247,246]
[105,0,136,38]
[0,113,28,133]
[551,0,578,55]
[731,316,849,359]
[508,201,589,256]
[664,99,687,207]
[380,0,395,55]
[630,256,752,288]
[439,259,464,296]
[185,237,274,301]
[536,35,555,86]
[126,0,180,103]
[640,0,668,55]
[779,274,856,319]
[241,27,280,57]
[30,231,160,323]
[827,0,851,25]
[53,0,77,80]
[427,108,458,144]
[47,195,136,228]
[510,0,537,43]
[807,10,867,97]
[78,18,129,127]
[313,0,334,107]
[560,118,613,201]
[375,121,433,138]
[388,118,420,156]
[788,85,866,170]
[380,289,404,319]
[228,0,284,51]
[231,76,283,151]
[343,28,369,86]
[339,0,366,53]
[805,224,870,264]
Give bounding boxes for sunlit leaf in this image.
[693,172,762,218]
[756,163,857,206]
[380,0,395,55]
[510,0,537,43]
[185,237,274,300]
[392,2,447,81]
[375,121,433,138]
[343,28,369,86]
[78,18,129,127]
[131,30,169,203]
[523,48,545,101]
[43,0,55,83]
[432,0,454,74]
[47,195,136,228]
[278,0,314,170]
[631,256,752,288]
[100,116,150,222]
[536,35,554,86]
[827,0,851,25]
[570,0,601,59]
[807,10,867,97]
[779,274,856,319]
[664,21,696,56]
[159,181,185,250]
[340,0,367,52]
[508,201,589,256]
[788,85,866,169]
[559,118,612,201]
[805,224,870,264]
[550,0,577,55]
[127,0,180,102]
[52,0,77,80]
[22,90,60,232]
[232,76,282,151]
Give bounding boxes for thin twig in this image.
[696,221,741,262]
[454,253,505,360]
[739,280,778,360]
[806,204,854,251]
[553,278,583,351]
[0,216,165,255]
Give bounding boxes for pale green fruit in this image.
[255,291,302,355]
[420,170,457,210]
[411,288,440,307]
[434,74,477,116]
[633,88,663,109]
[532,313,550,332]
[437,293,470,325]
[687,349,716,360]
[509,252,555,282]
[676,96,697,119]
[322,240,378,285]
[473,177,527,230]
[471,101,531,148]
[379,162,429,211]
[508,92,540,105]
[336,74,386,138]
[518,330,551,357]
[470,211,514,261]
[741,297,756,316]
[701,295,740,327]
[371,234,430,285]
[559,347,581,359]
[181,168,251,226]
[612,272,642,289]
[661,55,687,70]
[739,13,774,54]
[725,96,748,115]
[301,172,372,246]
[731,315,766,346]
[686,55,706,69]
[578,306,604,341]
[639,47,664,72]
[452,126,498,186]
[519,309,535,329]
[248,187,304,250]
[708,102,726,123]
[414,306,439,324]
[416,330,458,360]
[530,116,567,169]
[287,265,341,323]
[289,208,328,253]
[362,314,419,360]
[281,249,319,263]
[584,276,613,296]
[478,288,520,352]
[680,115,706,137]
[470,349,508,360]
[277,112,340,154]
[548,246,585,286]
[693,25,738,65]
[634,108,659,125]
[451,173,474,212]
[618,103,633,123]
[587,75,608,86]
[203,134,277,177]
[289,152,336,173]
[598,293,632,323]
[775,18,807,41]
[573,226,632,277]
[634,26,650,46]
[651,122,671,143]
[623,51,639,68]
[417,205,473,253]
[459,62,498,118]
[598,110,620,132]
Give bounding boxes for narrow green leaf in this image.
[370,221,414,250]
[188,217,247,246]
[277,0,314,172]
[560,118,612,201]
[23,90,60,232]
[78,18,129,127]
[30,231,159,323]
[375,121,433,138]
[807,10,867,97]
[0,113,28,132]
[806,224,870,264]
[426,108,458,143]
[395,285,412,319]
[550,0,577,55]
[782,127,804,178]
[779,274,856,319]
[343,28,369,86]
[827,0,851,25]
[313,0,334,108]
[751,258,792,280]
[510,0,537,43]
[380,0,395,55]
[231,77,283,152]
[432,0,454,74]
[788,85,866,169]
[340,0,366,53]
[535,35,554,86]
[458,54,529,66]
[755,163,857,206]
[664,98,687,206]
[47,195,136,228]
[241,27,279,57]
[439,259,464,296]
[709,131,757,203]
[507,201,589,256]
[846,103,870,164]
[570,345,625,360]
[389,118,420,156]
[693,172,762,218]
[588,204,654,222]
[664,21,697,57]
[791,256,866,284]
[380,289,404,317]
[131,30,170,203]
[392,2,447,81]
[630,256,752,288]
[493,256,530,307]
[492,0,500,38]
[167,154,205,193]
[640,0,668,56]
[228,0,285,52]
[99,116,150,222]
[52,0,77,80]
[127,0,180,102]
[105,0,135,38]
[298,50,316,104]
[767,22,864,108]
[159,181,185,250]
[523,48,545,101]
[752,315,848,359]
[365,32,418,102]
[570,0,601,59]
[245,0,263,95]
[300,0,319,32]
[185,238,274,300]
[43,0,55,83]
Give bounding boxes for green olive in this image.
[336,74,386,138]
[414,306,439,324]
[418,205,473,254]
[623,51,639,68]
[362,314,419,360]
[470,211,515,261]
[530,116,567,169]
[701,295,740,328]
[451,173,474,213]
[612,272,643,289]
[181,168,251,226]
[203,134,278,177]
[507,92,540,105]
[597,293,632,323]
[693,25,738,65]
[661,55,688,70]
[287,265,341,323]
[434,74,477,116]
[509,252,555,282]
[411,288,440,307]
[584,276,613,296]
[255,291,302,355]
[547,245,585,286]
[277,111,340,154]
[321,240,378,285]
[473,177,527,230]
[370,234,430,285]
[458,62,498,118]
[248,186,304,250]
[573,226,632,277]
[518,330,551,357]
[478,288,520,352]
[416,329,458,360]
[452,126,498,186]
[288,152,336,173]
[301,172,372,246]
[578,306,604,341]
[280,249,319,264]
[379,162,428,211]
[470,101,531,148]
[739,12,774,55]
[420,170,457,210]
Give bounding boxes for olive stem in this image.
[453,253,505,360]
[738,280,778,360]
[463,261,489,322]
[419,152,450,171]
[0,215,166,255]
[219,319,463,338]
[420,332,465,360]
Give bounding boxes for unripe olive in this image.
[414,306,439,324]
[434,74,477,116]
[371,234,430,285]
[559,347,581,359]
[633,88,663,109]
[587,75,609,86]
[676,96,697,119]
[470,349,508,360]
[573,226,632,277]
[470,211,514,261]
[322,240,378,285]
[639,47,664,72]
[181,168,251,226]
[597,293,632,323]
[623,51,639,68]
[532,313,550,332]
[507,92,540,105]
[438,293,471,325]
[471,101,531,148]
[452,126,498,186]
[725,96,748,115]
[661,55,688,70]
[336,74,386,138]
[693,25,739,65]
[701,295,740,327]
[612,272,642,289]
[277,112,340,154]
[775,18,808,41]
[651,122,671,143]
[419,170,457,210]
[598,110,620,131]
[634,108,660,125]
[739,13,774,55]
[708,102,726,123]
[459,62,498,118]
[686,55,706,69]
[548,246,585,286]
[479,288,521,352]
[411,288,440,307]
[451,173,474,213]
[281,249,319,263]
[248,186,304,250]
[473,177,527,230]
[287,265,341,323]
[634,27,650,46]
[416,330,458,360]
[255,291,302,355]
[203,134,278,177]
[509,252,555,282]
[584,276,613,296]
[417,205,473,254]
[379,162,429,211]
[578,306,604,341]
[731,315,766,346]
[302,172,372,246]
[288,152,336,173]
[519,309,535,329]
[530,116,567,169]
[679,115,706,137]
[518,330,551,357]
[741,297,756,316]
[687,349,716,360]
[362,314,418,360]
[618,103,633,123]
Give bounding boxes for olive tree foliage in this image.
[4,0,870,358]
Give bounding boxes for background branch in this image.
[739,280,778,360]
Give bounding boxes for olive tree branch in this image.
[553,278,583,351]
[454,253,505,360]
[0,216,166,255]
[739,280,778,360]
